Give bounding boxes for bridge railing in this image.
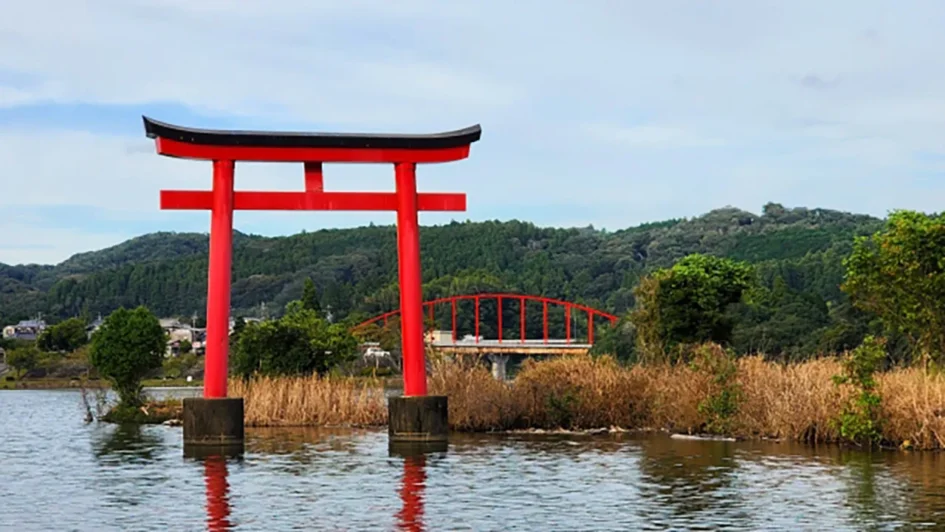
[352,293,618,345]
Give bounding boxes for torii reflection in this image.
[396,453,428,531]
[203,455,233,531]
[186,444,241,531]
[391,442,446,532]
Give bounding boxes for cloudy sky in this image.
[2,1,945,265]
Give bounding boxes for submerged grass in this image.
[222,350,945,450]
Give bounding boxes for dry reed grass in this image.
[227,351,945,449]
[230,374,387,427]
[877,368,945,449]
[429,356,651,430]
[734,356,848,443]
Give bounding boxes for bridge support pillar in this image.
[388,395,448,452]
[183,397,244,457]
[488,354,510,381]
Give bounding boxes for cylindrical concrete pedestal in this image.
[388,395,448,449]
[183,397,244,456]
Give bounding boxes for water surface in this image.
[2,389,945,530]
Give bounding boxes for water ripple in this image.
[3,390,945,530]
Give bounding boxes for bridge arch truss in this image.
[353,293,618,345]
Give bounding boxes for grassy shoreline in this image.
[25,349,945,451]
[225,352,945,451]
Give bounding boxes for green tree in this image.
[233,300,357,378]
[589,316,636,363]
[38,317,88,353]
[631,254,754,362]
[179,338,193,355]
[301,278,321,315]
[89,306,167,407]
[6,345,40,378]
[842,210,945,368]
[163,352,198,379]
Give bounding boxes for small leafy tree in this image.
[631,254,754,363]
[89,306,167,407]
[6,345,40,378]
[38,317,89,353]
[832,335,886,446]
[843,210,945,369]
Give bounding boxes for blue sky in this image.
[2,1,945,264]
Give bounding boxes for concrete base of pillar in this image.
[489,354,510,381]
[183,397,244,456]
[388,395,448,446]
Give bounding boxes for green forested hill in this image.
[0,203,884,358]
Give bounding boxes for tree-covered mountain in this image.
[0,203,883,358]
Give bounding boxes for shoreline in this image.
[0,378,204,390]
[12,353,940,452]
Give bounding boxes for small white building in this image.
[424,330,453,344]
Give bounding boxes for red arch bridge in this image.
[353,293,618,378]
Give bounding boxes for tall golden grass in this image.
[230,375,387,427]
[227,350,945,449]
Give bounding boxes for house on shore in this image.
[1,319,47,341]
[160,318,207,357]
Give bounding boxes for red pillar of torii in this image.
[143,117,481,401]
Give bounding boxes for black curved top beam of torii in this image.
[142,116,482,150]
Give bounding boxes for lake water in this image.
[3,389,945,530]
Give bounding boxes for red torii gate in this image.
[144,117,480,449]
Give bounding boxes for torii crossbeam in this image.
[144,117,481,413]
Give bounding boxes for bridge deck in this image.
[430,340,591,356]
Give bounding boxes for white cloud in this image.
[3,1,945,262]
[0,221,129,265]
[583,123,725,148]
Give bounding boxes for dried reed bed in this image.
[227,353,945,449]
[230,375,387,427]
[428,358,515,431]
[878,368,945,449]
[638,361,710,433]
[430,356,652,431]
[513,356,651,429]
[734,356,848,443]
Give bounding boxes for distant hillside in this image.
[0,203,884,357]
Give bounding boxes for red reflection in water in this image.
[204,456,233,531]
[396,455,427,532]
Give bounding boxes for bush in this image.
[162,353,198,379]
[689,344,741,434]
[832,336,886,446]
[101,400,181,424]
[6,345,40,378]
[38,317,88,353]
